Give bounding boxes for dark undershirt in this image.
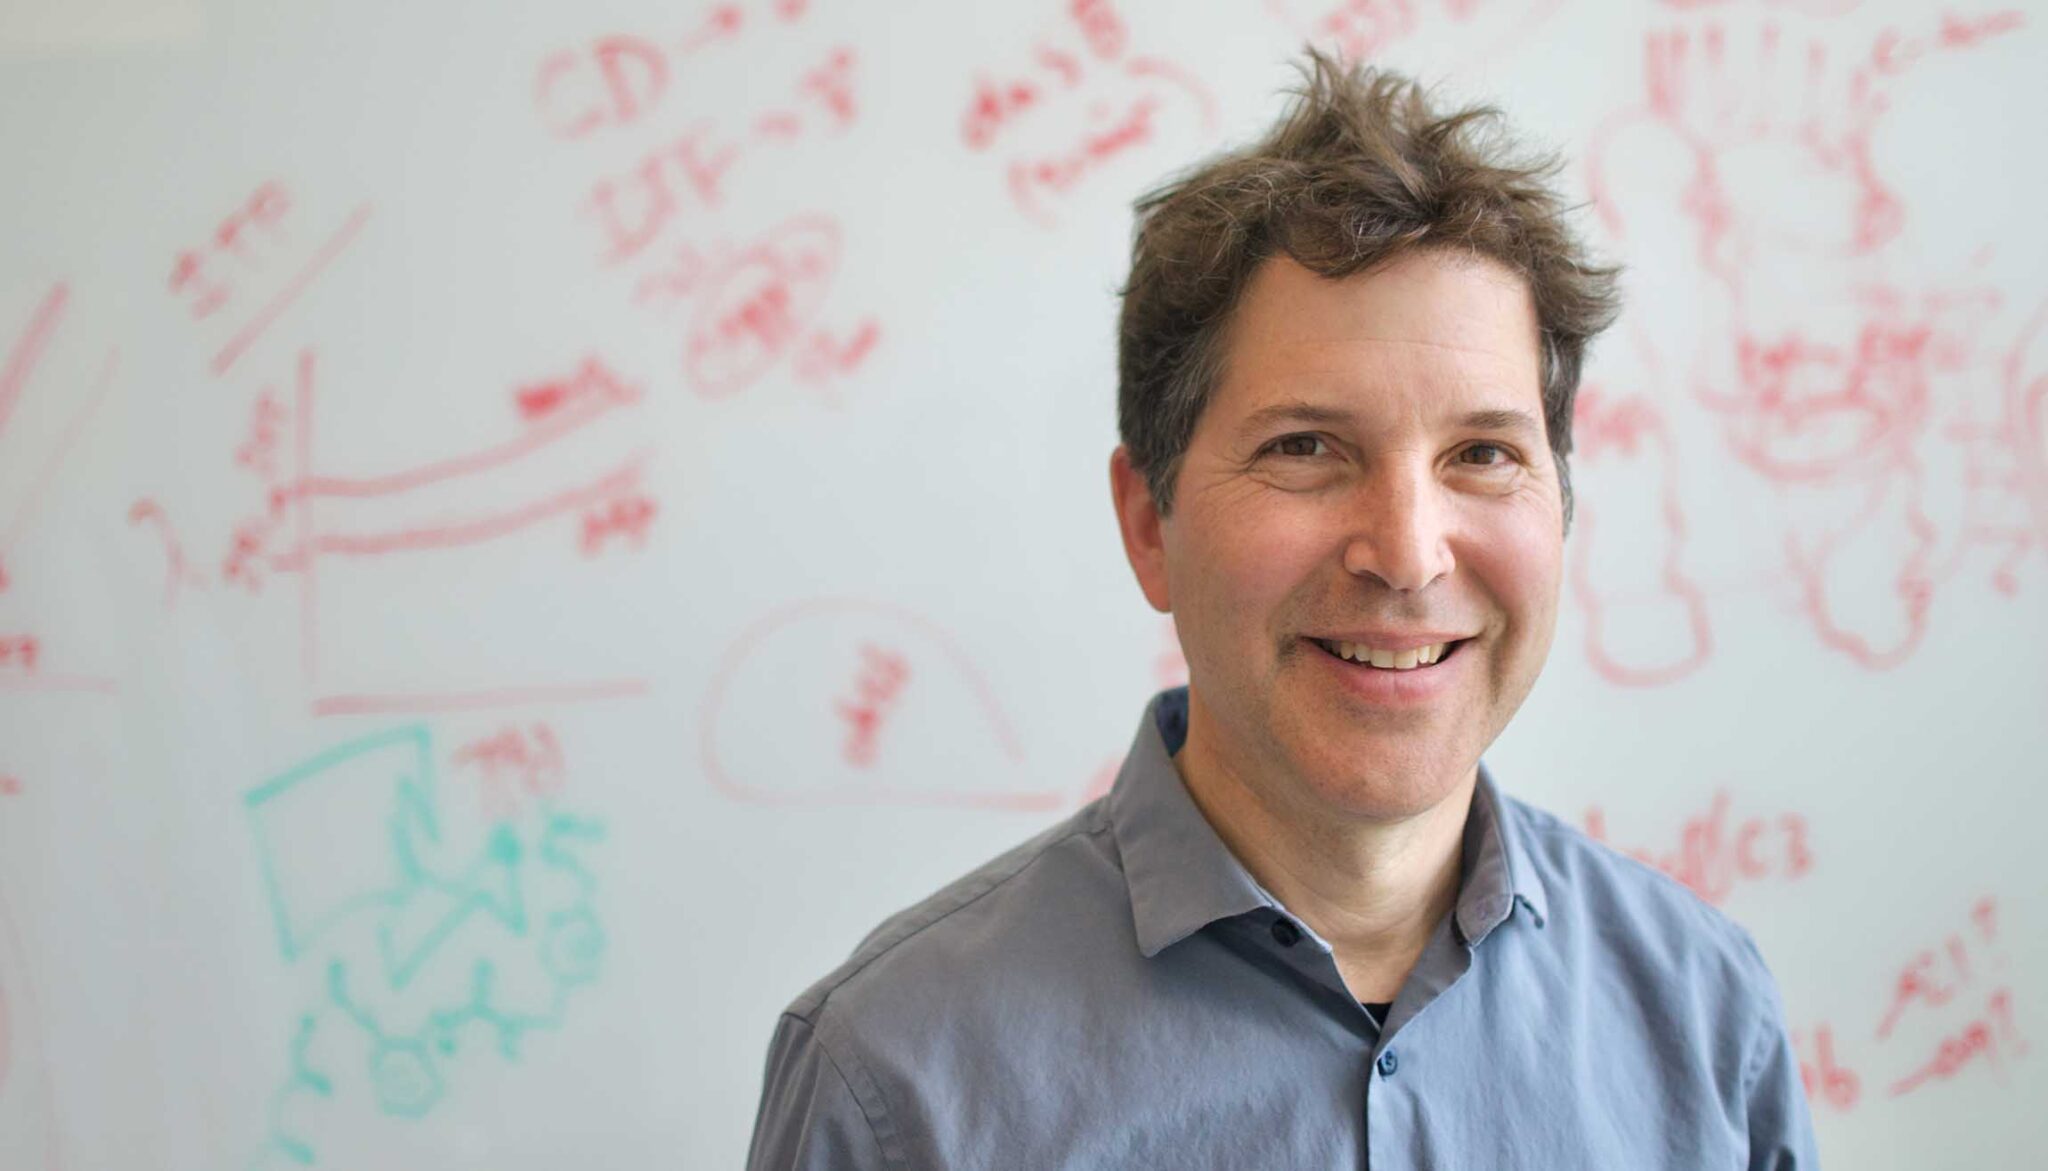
[1361,1002,1390,1027]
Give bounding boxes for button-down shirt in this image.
[747,687,1819,1169]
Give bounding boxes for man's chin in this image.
[1275,728,1478,820]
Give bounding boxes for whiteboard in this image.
[0,0,2042,1167]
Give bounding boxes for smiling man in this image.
[748,54,1819,1170]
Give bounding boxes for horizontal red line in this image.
[303,455,647,557]
[292,395,630,499]
[312,679,650,715]
[212,204,372,377]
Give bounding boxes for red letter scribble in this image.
[1582,791,1813,905]
[1972,895,1999,944]
[579,493,658,556]
[957,2,1219,227]
[534,36,669,139]
[1887,988,2029,1098]
[1006,95,1163,225]
[1312,0,1422,61]
[1264,0,1565,72]
[584,126,740,266]
[676,4,747,57]
[963,74,1045,152]
[0,637,41,674]
[167,183,375,377]
[588,155,677,265]
[798,47,858,131]
[791,318,882,401]
[535,15,877,406]
[686,215,843,397]
[1069,0,1130,59]
[702,599,1057,811]
[452,723,567,821]
[128,498,207,608]
[836,644,911,767]
[1792,1023,1862,1111]
[1875,950,1961,1040]
[1869,9,2025,77]
[513,354,644,423]
[1874,895,2006,1041]
[235,389,289,478]
[171,182,292,321]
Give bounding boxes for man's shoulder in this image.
[1503,792,1777,987]
[782,798,1126,1027]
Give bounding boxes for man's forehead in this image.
[1236,249,1538,331]
[1212,253,1542,399]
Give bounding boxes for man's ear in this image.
[1109,445,1173,614]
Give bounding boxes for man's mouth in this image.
[1308,636,1470,672]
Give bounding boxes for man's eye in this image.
[1268,434,1328,458]
[1459,442,1515,467]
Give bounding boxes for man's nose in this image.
[1339,464,1455,593]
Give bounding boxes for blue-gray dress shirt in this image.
[747,687,1819,1169]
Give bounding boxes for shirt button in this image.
[1270,919,1301,947]
[1377,1050,1399,1077]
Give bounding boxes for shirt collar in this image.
[1108,687,1549,959]
[1458,758,1550,944]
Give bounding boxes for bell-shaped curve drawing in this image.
[701,598,1060,811]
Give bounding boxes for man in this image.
[747,53,1819,1169]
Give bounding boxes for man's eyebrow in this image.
[1235,402,1356,436]
[1457,408,1545,437]
[1235,402,1546,438]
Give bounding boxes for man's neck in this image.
[1173,699,1474,1004]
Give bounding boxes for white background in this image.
[0,0,2043,1167]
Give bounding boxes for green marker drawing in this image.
[245,725,606,1168]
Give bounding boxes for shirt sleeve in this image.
[1739,937,1822,1170]
[746,1011,896,1171]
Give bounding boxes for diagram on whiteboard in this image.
[244,723,607,1170]
[532,0,884,404]
[147,343,661,717]
[1573,4,2043,683]
[700,597,1061,811]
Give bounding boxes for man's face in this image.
[1111,250,1563,821]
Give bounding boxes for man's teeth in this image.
[1318,639,1451,669]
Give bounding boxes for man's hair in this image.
[1116,50,1621,531]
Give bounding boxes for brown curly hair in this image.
[1117,50,1621,532]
